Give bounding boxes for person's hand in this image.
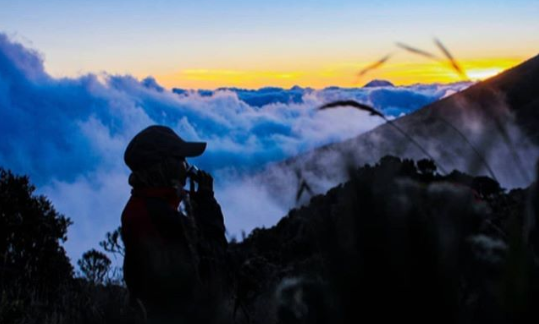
[197,170,214,194]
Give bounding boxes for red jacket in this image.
[121,187,227,303]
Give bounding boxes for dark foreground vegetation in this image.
[1,156,538,323]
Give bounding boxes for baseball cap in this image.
[124,125,206,171]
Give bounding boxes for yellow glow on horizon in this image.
[155,56,527,90]
[467,68,503,81]
[159,69,306,88]
[461,58,521,81]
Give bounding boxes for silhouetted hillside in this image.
[228,156,539,324]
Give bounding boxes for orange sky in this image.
[153,56,529,89]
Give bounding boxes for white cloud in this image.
[0,33,472,262]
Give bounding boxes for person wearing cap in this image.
[121,125,228,323]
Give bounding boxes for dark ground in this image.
[2,156,539,323]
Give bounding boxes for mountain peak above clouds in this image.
[363,79,395,88]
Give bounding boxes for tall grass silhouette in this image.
[436,116,499,181]
[318,100,449,175]
[396,42,440,61]
[356,38,470,82]
[294,168,315,203]
[395,38,469,80]
[433,38,468,80]
[354,54,392,82]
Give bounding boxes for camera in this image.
[185,162,201,194]
[186,162,200,182]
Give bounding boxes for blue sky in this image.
[1,0,537,88]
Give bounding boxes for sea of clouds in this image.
[0,33,471,263]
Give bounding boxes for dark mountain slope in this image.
[258,54,539,207]
[229,156,539,324]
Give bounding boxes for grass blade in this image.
[318,100,448,174]
[356,54,392,79]
[319,100,385,118]
[396,42,441,61]
[433,38,468,80]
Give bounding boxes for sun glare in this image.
[466,68,503,81]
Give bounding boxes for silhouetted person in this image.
[121,125,228,323]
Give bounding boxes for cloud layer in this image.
[0,34,470,262]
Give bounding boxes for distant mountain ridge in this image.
[171,82,470,115]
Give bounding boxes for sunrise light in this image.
[467,68,503,81]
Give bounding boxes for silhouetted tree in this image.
[0,168,74,323]
[99,226,125,258]
[0,167,73,290]
[472,176,502,198]
[417,158,437,175]
[78,249,111,285]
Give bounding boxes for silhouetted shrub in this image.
[0,168,148,324]
[78,249,112,285]
[417,158,437,175]
[99,226,125,258]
